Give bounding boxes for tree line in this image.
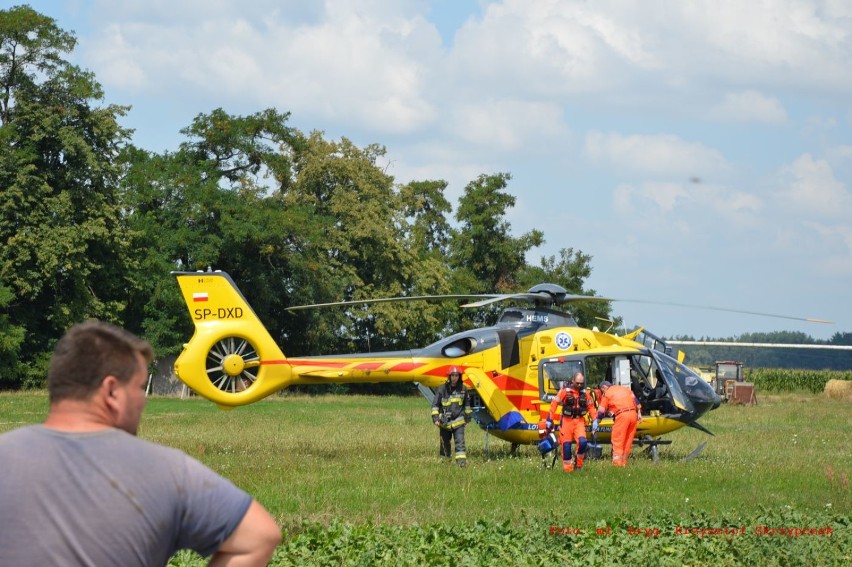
[1,6,846,389]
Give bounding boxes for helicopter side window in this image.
[541,369,558,401]
[583,356,610,389]
[539,359,583,402]
[499,310,523,323]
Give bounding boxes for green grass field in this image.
[1,391,848,565]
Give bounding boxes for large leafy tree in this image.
[394,179,459,343]
[121,114,457,363]
[0,283,25,387]
[0,5,134,386]
[450,173,544,293]
[0,5,74,124]
[517,247,612,329]
[119,108,314,355]
[449,173,544,328]
[283,134,422,354]
[399,179,452,256]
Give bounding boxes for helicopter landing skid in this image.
[683,441,708,462]
[635,435,673,462]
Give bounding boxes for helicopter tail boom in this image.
[172,271,295,407]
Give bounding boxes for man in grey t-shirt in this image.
[0,320,281,566]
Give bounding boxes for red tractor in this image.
[713,361,745,402]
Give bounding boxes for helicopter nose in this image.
[692,398,719,416]
[683,375,722,415]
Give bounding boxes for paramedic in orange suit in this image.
[546,372,596,473]
[593,380,642,467]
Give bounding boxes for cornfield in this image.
[747,368,852,393]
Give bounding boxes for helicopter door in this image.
[650,351,695,413]
[630,355,670,412]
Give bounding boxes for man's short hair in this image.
[48,320,154,403]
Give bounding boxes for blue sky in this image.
[22,0,852,341]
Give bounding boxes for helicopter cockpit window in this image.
[655,352,718,408]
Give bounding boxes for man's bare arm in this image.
[208,500,282,566]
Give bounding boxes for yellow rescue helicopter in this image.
[172,270,770,459]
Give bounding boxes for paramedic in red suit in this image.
[546,372,596,473]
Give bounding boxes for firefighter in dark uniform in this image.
[431,366,472,467]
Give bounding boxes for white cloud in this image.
[80,0,852,142]
[742,154,852,278]
[825,145,852,182]
[811,222,852,257]
[711,90,788,124]
[274,14,440,133]
[584,132,730,177]
[828,144,852,161]
[450,100,568,153]
[660,1,852,91]
[614,181,760,220]
[779,153,852,218]
[446,0,852,107]
[85,1,441,134]
[449,0,656,96]
[614,181,686,214]
[89,25,146,89]
[804,115,838,135]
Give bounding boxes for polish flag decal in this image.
[193,292,209,302]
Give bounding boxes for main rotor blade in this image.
[285,294,497,311]
[613,299,833,325]
[668,341,852,350]
[462,294,611,308]
[461,293,539,308]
